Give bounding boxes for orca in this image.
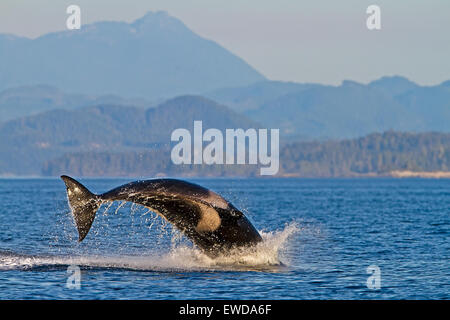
[61,175,262,256]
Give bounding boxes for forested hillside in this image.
[42,131,450,177]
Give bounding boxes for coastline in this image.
[388,170,450,178]
[2,171,450,179]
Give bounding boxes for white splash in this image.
[0,223,299,272]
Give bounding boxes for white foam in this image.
[0,223,299,272]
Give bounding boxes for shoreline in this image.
[388,170,450,178]
[2,171,450,179]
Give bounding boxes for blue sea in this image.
[0,178,448,299]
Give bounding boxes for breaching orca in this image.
[61,176,262,256]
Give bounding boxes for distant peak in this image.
[162,94,218,105]
[136,10,169,21]
[131,10,187,31]
[341,80,364,87]
[369,75,417,87]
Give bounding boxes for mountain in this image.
[0,95,258,175]
[42,131,450,177]
[2,75,449,146]
[395,83,450,132]
[205,76,450,139]
[244,79,412,139]
[0,85,152,122]
[0,11,265,100]
[204,76,448,139]
[204,80,319,112]
[367,75,419,96]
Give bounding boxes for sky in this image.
[0,0,449,85]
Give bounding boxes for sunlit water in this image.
[0,178,448,299]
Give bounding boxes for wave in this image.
[0,223,298,272]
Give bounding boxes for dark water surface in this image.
[0,178,448,299]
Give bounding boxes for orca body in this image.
[61,176,262,256]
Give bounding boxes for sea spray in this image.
[187,222,299,268]
[0,222,299,272]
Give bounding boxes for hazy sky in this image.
[0,0,449,85]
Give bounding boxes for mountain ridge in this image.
[0,11,265,99]
[0,95,259,175]
[0,84,152,122]
[206,76,450,139]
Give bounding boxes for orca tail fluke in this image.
[61,175,101,242]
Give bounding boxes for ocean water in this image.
[0,177,448,300]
